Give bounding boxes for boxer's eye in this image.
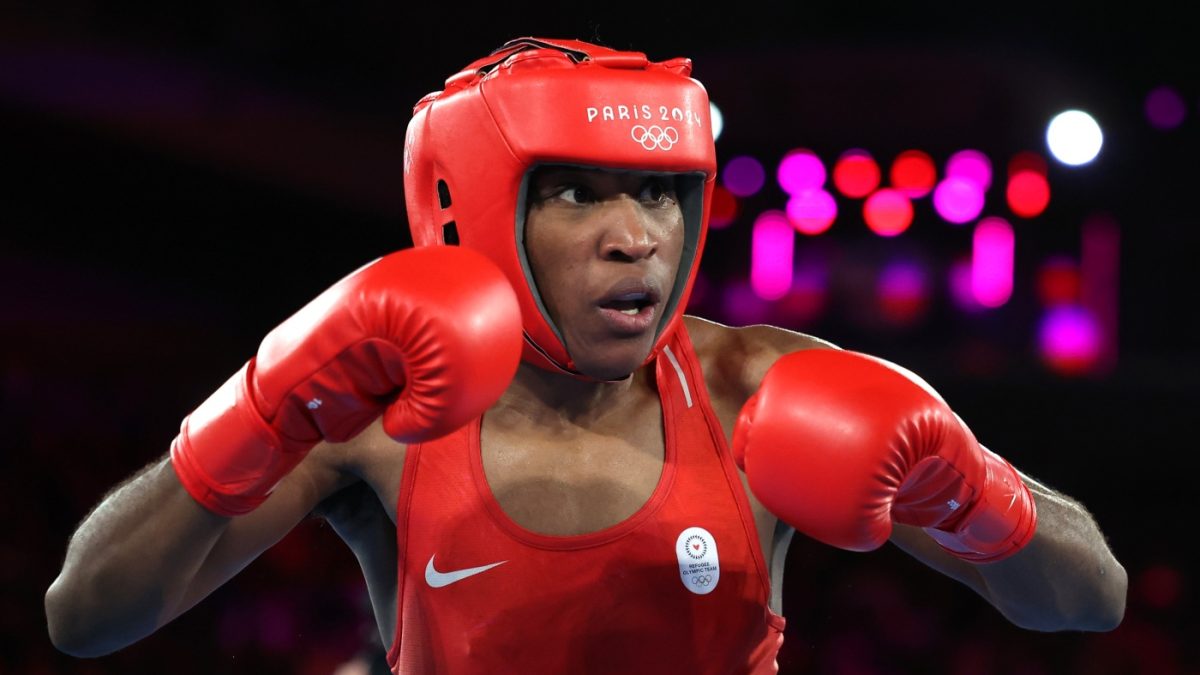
[639,178,677,207]
[546,184,593,205]
[559,185,593,204]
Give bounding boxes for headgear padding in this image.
[404,37,715,377]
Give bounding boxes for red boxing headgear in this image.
[404,37,716,378]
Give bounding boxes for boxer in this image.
[47,38,1126,674]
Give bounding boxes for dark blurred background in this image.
[3,3,1196,674]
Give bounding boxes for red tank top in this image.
[387,326,786,674]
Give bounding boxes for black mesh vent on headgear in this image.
[442,222,460,245]
[437,180,452,209]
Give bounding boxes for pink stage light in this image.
[785,189,838,235]
[1039,305,1101,375]
[777,149,826,195]
[750,211,795,300]
[832,149,880,198]
[890,149,937,198]
[863,188,913,237]
[723,155,767,197]
[933,177,985,224]
[946,149,993,190]
[972,217,1014,307]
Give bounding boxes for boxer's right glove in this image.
[170,246,522,516]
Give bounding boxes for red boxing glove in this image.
[171,246,522,516]
[732,349,1036,563]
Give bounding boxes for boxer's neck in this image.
[493,361,653,432]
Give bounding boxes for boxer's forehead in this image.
[528,165,679,189]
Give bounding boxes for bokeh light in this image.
[877,259,929,325]
[722,280,771,326]
[890,149,937,198]
[750,211,794,300]
[932,177,985,224]
[948,256,984,313]
[709,101,724,141]
[785,189,838,235]
[1007,170,1051,218]
[1036,256,1081,306]
[709,186,739,230]
[685,270,711,312]
[863,188,913,237]
[945,149,992,190]
[778,258,829,326]
[832,149,880,198]
[723,155,766,197]
[1081,213,1121,375]
[1039,305,1101,375]
[1046,110,1103,166]
[1008,151,1048,177]
[972,217,1014,308]
[777,149,826,195]
[1144,85,1186,130]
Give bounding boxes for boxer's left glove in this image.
[170,246,522,516]
[732,349,1037,563]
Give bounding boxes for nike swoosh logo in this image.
[425,555,507,588]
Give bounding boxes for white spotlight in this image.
[709,101,724,142]
[1046,110,1103,166]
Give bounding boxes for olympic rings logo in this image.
[631,125,679,151]
[690,575,714,587]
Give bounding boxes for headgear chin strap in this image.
[404,37,716,379]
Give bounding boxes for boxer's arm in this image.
[721,321,1126,632]
[45,439,354,657]
[889,473,1126,632]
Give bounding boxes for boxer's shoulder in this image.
[682,315,839,404]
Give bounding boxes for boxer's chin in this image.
[568,336,656,382]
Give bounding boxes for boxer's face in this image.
[525,166,685,380]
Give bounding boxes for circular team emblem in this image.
[675,526,720,595]
[631,125,679,151]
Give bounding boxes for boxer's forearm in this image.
[45,455,229,657]
[973,477,1127,631]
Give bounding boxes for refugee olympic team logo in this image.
[675,526,720,595]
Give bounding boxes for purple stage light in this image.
[722,280,771,326]
[878,260,929,325]
[933,177,985,224]
[949,257,983,313]
[1145,85,1186,130]
[777,149,826,195]
[723,155,766,197]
